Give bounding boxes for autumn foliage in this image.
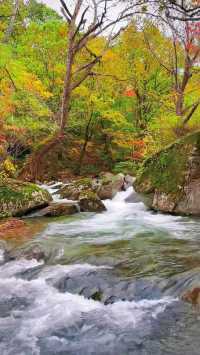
[1,0,200,180]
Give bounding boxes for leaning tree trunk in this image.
[20,34,74,181]
[75,114,94,175]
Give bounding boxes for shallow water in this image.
[1,186,200,354]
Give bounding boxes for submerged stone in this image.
[32,202,79,217]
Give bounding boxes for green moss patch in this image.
[0,179,51,217]
[135,131,200,195]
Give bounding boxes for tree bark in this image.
[183,101,200,125]
[176,90,184,116]
[76,113,94,175]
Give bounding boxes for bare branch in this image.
[73,6,89,39]
[60,0,72,20]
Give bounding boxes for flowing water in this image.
[1,185,200,354]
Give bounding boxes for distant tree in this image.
[157,0,200,22]
[144,16,200,125]
[22,0,144,180]
[26,0,61,22]
[3,0,19,43]
[57,0,143,134]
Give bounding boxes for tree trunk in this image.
[183,102,200,125]
[176,90,184,116]
[20,21,76,181]
[59,46,74,132]
[175,56,191,117]
[76,140,89,176]
[75,114,94,175]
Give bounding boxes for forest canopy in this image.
[1,0,200,180]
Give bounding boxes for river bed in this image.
[0,186,200,354]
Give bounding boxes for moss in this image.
[135,131,200,195]
[90,291,103,301]
[101,175,113,185]
[0,179,51,217]
[112,161,139,175]
[76,178,92,188]
[59,178,94,200]
[0,180,43,203]
[79,190,97,200]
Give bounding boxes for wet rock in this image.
[124,174,134,189]
[0,255,4,267]
[24,246,46,261]
[51,269,162,304]
[0,296,31,318]
[59,178,94,200]
[175,179,200,216]
[79,192,106,212]
[152,191,176,213]
[58,177,106,212]
[98,173,125,200]
[32,202,79,217]
[6,245,46,262]
[181,287,200,307]
[46,181,56,186]
[58,174,129,204]
[0,178,52,217]
[52,183,63,190]
[134,131,200,216]
[125,191,141,203]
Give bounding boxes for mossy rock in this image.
[134,131,200,215]
[98,173,125,200]
[0,178,52,218]
[79,191,106,212]
[59,178,94,200]
[32,202,79,217]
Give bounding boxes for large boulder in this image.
[98,173,125,200]
[124,174,134,189]
[5,244,46,262]
[79,191,106,212]
[134,131,200,216]
[32,202,79,217]
[0,178,52,218]
[59,174,126,202]
[58,178,106,212]
[59,178,95,200]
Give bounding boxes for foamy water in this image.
[39,185,197,245]
[0,259,177,355]
[1,183,200,354]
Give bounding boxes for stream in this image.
[1,185,200,354]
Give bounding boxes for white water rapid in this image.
[1,183,200,354]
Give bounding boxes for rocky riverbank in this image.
[134,131,200,216]
[0,173,134,219]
